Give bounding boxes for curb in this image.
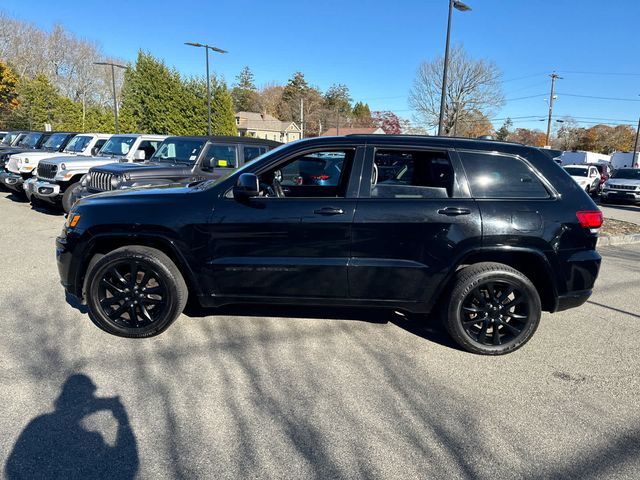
[597,234,640,246]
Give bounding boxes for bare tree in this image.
[409,45,504,135]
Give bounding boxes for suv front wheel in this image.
[445,262,541,355]
[85,246,188,337]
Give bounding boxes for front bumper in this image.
[0,171,25,192]
[32,179,61,202]
[601,189,640,203]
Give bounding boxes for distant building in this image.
[235,112,301,143]
[320,127,385,136]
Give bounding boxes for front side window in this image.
[370,149,454,199]
[259,149,354,198]
[64,135,92,153]
[151,139,205,164]
[100,136,137,156]
[42,133,69,151]
[460,151,549,199]
[204,145,238,168]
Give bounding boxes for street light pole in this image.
[633,116,640,165]
[94,61,127,133]
[185,42,228,136]
[437,0,471,136]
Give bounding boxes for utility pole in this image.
[300,97,304,138]
[545,72,562,146]
[336,107,340,135]
[94,61,127,133]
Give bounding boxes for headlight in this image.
[24,158,29,164]
[85,173,92,183]
[80,174,89,187]
[111,176,122,188]
[60,163,66,170]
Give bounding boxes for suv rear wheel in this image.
[85,246,188,338]
[444,262,541,355]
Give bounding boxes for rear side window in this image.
[244,146,266,163]
[371,149,454,198]
[460,151,549,199]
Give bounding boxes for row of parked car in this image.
[562,163,640,205]
[0,130,280,212]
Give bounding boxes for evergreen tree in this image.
[231,66,260,112]
[210,79,238,136]
[495,118,513,141]
[352,101,372,127]
[324,84,352,116]
[0,61,20,128]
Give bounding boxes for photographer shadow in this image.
[5,374,138,480]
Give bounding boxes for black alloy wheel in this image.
[86,246,188,337]
[445,262,541,355]
[97,260,168,329]
[460,281,531,347]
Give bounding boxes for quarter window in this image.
[371,150,454,198]
[460,151,549,199]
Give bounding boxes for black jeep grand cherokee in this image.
[57,135,602,355]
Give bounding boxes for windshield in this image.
[150,139,205,164]
[18,132,44,148]
[63,135,92,153]
[192,142,289,191]
[99,136,137,156]
[564,167,588,177]
[43,133,69,150]
[612,169,640,180]
[1,132,19,146]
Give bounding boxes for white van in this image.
[560,151,611,166]
[610,151,639,170]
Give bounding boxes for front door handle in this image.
[437,207,471,216]
[314,207,345,216]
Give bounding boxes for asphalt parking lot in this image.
[1,192,639,479]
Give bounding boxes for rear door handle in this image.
[314,207,345,216]
[437,207,471,216]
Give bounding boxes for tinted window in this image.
[371,150,454,199]
[460,151,549,199]
[612,169,640,180]
[18,133,44,148]
[137,140,160,160]
[205,145,238,168]
[244,146,266,163]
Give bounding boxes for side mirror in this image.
[233,173,259,202]
[91,146,99,156]
[133,150,146,161]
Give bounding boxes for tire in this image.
[62,181,80,213]
[85,246,188,338]
[444,262,541,355]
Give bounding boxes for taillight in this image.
[576,210,603,229]
[311,175,330,181]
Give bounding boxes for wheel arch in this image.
[76,233,201,300]
[431,247,558,313]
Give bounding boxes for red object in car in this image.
[576,210,603,229]
[310,175,331,181]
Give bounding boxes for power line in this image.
[557,70,640,77]
[555,92,640,102]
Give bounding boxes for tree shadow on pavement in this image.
[183,303,462,350]
[4,374,139,480]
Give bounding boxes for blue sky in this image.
[3,0,639,133]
